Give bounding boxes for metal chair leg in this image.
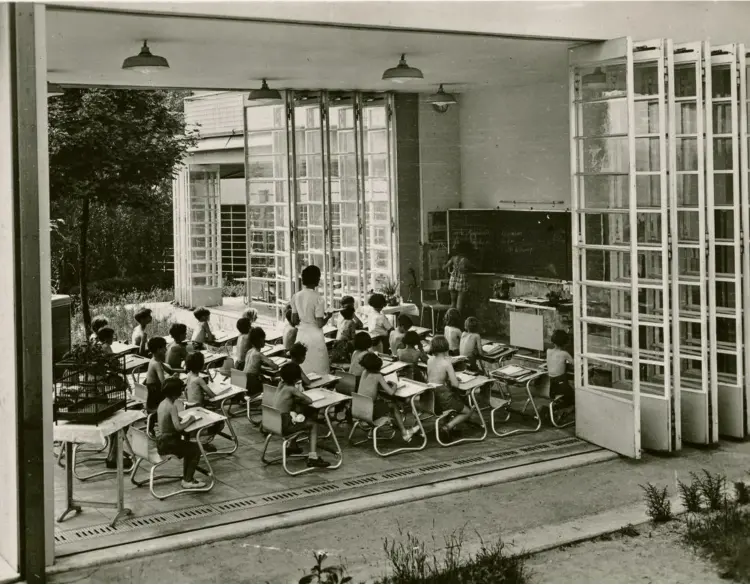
[550,396,575,428]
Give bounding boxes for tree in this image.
[48,89,196,335]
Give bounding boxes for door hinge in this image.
[387,103,394,121]
[286,104,293,121]
[354,103,361,122]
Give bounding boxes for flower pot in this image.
[387,296,399,307]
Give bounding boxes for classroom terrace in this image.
[5,1,750,580]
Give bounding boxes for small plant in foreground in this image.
[379,528,529,583]
[678,478,703,513]
[641,483,673,522]
[693,470,726,511]
[684,498,750,581]
[735,481,750,505]
[299,550,351,584]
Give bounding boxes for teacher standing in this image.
[290,265,332,375]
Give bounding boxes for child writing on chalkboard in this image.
[443,240,473,314]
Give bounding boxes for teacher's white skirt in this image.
[295,322,330,375]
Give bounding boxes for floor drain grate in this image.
[56,436,592,546]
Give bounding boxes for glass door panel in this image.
[244,100,291,320]
[328,92,362,304]
[739,44,750,434]
[709,46,743,439]
[571,37,643,458]
[187,165,221,290]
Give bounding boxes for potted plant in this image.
[379,278,401,307]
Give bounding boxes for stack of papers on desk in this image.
[497,365,531,378]
[208,382,233,397]
[303,389,327,402]
[270,356,288,366]
[307,372,322,382]
[482,342,505,353]
[456,372,475,383]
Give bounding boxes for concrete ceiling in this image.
[45,6,574,92]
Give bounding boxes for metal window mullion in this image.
[243,105,251,305]
[705,43,720,439]
[287,91,298,315]
[738,44,750,432]
[626,39,642,438]
[695,46,709,393]
[322,92,334,307]
[356,93,368,296]
[570,66,585,390]
[387,94,399,287]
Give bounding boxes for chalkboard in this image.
[447,209,572,280]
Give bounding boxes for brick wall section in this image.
[393,94,422,305]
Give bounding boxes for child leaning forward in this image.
[427,334,472,440]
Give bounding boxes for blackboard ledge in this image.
[470,273,570,285]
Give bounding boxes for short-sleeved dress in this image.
[291,287,330,375]
[449,255,470,293]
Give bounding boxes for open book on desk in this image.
[496,364,531,378]
[178,407,224,432]
[302,389,328,403]
[306,372,322,382]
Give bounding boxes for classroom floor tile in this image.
[54,415,587,558]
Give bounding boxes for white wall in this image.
[418,95,461,239]
[458,77,570,210]
[220,178,245,205]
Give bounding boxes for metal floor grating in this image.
[55,436,587,546]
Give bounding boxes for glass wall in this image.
[244,91,396,318]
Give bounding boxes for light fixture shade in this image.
[382,54,424,83]
[247,79,282,102]
[582,67,607,90]
[122,41,170,73]
[47,82,64,97]
[426,84,457,106]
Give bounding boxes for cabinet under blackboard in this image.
[447,209,572,280]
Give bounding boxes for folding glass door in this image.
[710,45,745,439]
[173,164,222,307]
[244,104,292,320]
[244,92,397,319]
[570,38,678,458]
[671,42,716,444]
[740,45,750,435]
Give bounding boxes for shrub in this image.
[678,478,703,513]
[684,498,750,581]
[71,301,180,346]
[299,551,351,584]
[223,278,246,299]
[641,483,673,522]
[693,470,727,511]
[734,481,750,505]
[379,528,529,584]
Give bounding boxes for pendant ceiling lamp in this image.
[427,84,457,106]
[382,54,423,83]
[247,79,282,102]
[47,82,64,97]
[122,40,170,73]
[582,67,607,90]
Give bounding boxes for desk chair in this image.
[420,280,450,334]
[259,385,315,476]
[128,414,214,499]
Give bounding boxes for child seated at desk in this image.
[397,330,428,382]
[244,327,279,397]
[427,334,472,440]
[368,293,393,353]
[349,331,373,379]
[132,308,153,356]
[233,317,252,370]
[242,307,259,328]
[289,342,312,387]
[191,307,215,348]
[336,306,357,345]
[340,295,364,330]
[547,329,574,407]
[96,326,115,354]
[443,309,462,356]
[274,363,330,468]
[145,337,176,413]
[389,314,413,354]
[90,315,109,344]
[166,323,188,371]
[282,304,297,351]
[460,317,490,373]
[358,353,414,443]
[156,378,205,489]
[183,352,223,446]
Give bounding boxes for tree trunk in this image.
[79,195,92,337]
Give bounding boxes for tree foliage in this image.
[48,88,195,333]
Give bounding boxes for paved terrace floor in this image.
[53,410,588,558]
